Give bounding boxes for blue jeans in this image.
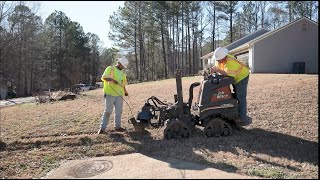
[232,75,249,122]
[100,94,123,130]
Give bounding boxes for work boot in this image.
[234,118,243,124]
[115,127,126,132]
[234,117,247,127]
[239,116,252,126]
[246,116,252,124]
[97,128,106,135]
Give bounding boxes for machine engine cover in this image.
[197,75,239,121]
[137,111,153,121]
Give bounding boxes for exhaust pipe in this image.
[188,82,201,110]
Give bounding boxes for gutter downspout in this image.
[249,43,254,73]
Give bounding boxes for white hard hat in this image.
[213,47,228,61]
[118,57,129,68]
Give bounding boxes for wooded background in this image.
[0,1,318,97]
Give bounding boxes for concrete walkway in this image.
[44,153,256,179]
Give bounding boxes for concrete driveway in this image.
[44,153,257,179]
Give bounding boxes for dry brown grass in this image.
[0,74,318,179]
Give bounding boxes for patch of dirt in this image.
[0,74,318,179]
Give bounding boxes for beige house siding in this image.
[253,18,318,73]
[200,17,318,74]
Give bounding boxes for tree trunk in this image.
[151,33,155,80]
[187,12,191,76]
[309,1,313,20]
[192,16,195,75]
[176,4,180,70]
[134,24,139,80]
[166,17,171,77]
[17,45,22,97]
[199,11,203,70]
[181,1,184,76]
[229,2,233,43]
[138,2,143,82]
[172,15,175,74]
[160,16,167,79]
[30,61,34,94]
[24,71,28,96]
[261,1,265,28]
[288,1,292,22]
[255,2,259,31]
[59,12,63,89]
[146,35,149,81]
[212,3,216,50]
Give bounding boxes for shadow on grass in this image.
[237,128,318,166]
[108,126,318,174]
[0,140,7,151]
[109,129,239,173]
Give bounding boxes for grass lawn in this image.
[0,74,318,179]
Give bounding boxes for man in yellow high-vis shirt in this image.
[210,47,251,126]
[97,57,129,134]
